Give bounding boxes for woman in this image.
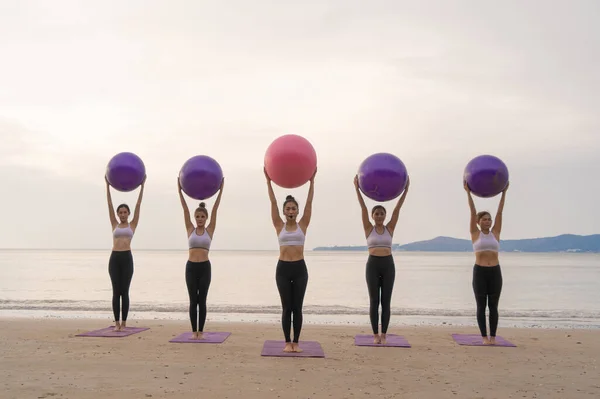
[264,167,316,353]
[177,177,224,340]
[105,174,146,331]
[354,175,410,344]
[464,180,509,345]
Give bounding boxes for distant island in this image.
[313,234,600,253]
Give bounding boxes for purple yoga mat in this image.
[261,340,325,358]
[452,334,516,347]
[354,334,411,348]
[75,326,149,338]
[169,331,231,344]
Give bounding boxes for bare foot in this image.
[121,322,127,330]
[373,334,381,344]
[489,337,497,345]
[114,321,121,331]
[482,336,492,345]
[380,334,387,345]
[283,343,294,352]
[197,332,205,340]
[191,332,199,339]
[291,343,303,353]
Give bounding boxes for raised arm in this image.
[492,182,508,238]
[105,176,118,228]
[386,176,410,234]
[264,167,284,232]
[130,175,146,230]
[464,180,479,238]
[177,177,194,235]
[354,175,372,236]
[207,178,224,236]
[299,168,317,231]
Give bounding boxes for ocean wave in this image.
[1,299,599,320]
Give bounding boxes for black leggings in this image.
[472,264,503,337]
[108,250,134,322]
[366,254,396,334]
[185,260,212,332]
[275,259,309,343]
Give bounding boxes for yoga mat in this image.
[169,331,231,344]
[75,326,149,338]
[354,334,411,348]
[451,334,516,347]
[260,340,325,358]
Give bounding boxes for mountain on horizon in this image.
[313,234,600,253]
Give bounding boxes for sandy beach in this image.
[0,318,598,399]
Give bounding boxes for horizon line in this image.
[0,233,597,252]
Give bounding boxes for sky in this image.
[0,0,598,250]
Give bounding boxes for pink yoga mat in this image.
[452,334,516,347]
[260,340,325,358]
[354,334,411,347]
[76,326,149,338]
[169,331,231,344]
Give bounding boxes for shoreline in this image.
[2,309,600,330]
[1,317,599,398]
[3,314,599,334]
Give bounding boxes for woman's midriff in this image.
[279,246,304,262]
[189,248,210,262]
[368,247,392,257]
[112,237,132,252]
[475,250,499,267]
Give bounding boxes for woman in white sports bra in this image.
[464,179,509,345]
[354,175,410,344]
[177,177,224,340]
[264,167,316,353]
[105,174,146,332]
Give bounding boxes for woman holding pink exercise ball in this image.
[263,134,317,353]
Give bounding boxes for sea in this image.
[1,249,599,330]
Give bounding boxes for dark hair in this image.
[195,202,208,216]
[476,211,491,223]
[283,195,298,210]
[371,205,386,215]
[116,204,130,213]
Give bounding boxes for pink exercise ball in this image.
[264,134,317,189]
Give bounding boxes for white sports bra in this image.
[189,228,211,250]
[113,224,134,239]
[278,225,305,246]
[473,231,500,252]
[366,226,393,248]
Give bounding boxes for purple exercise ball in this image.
[463,155,509,198]
[105,152,146,192]
[179,155,223,201]
[358,153,408,202]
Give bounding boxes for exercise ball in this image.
[358,153,408,202]
[264,134,317,189]
[179,155,223,200]
[463,155,509,198]
[105,152,146,192]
